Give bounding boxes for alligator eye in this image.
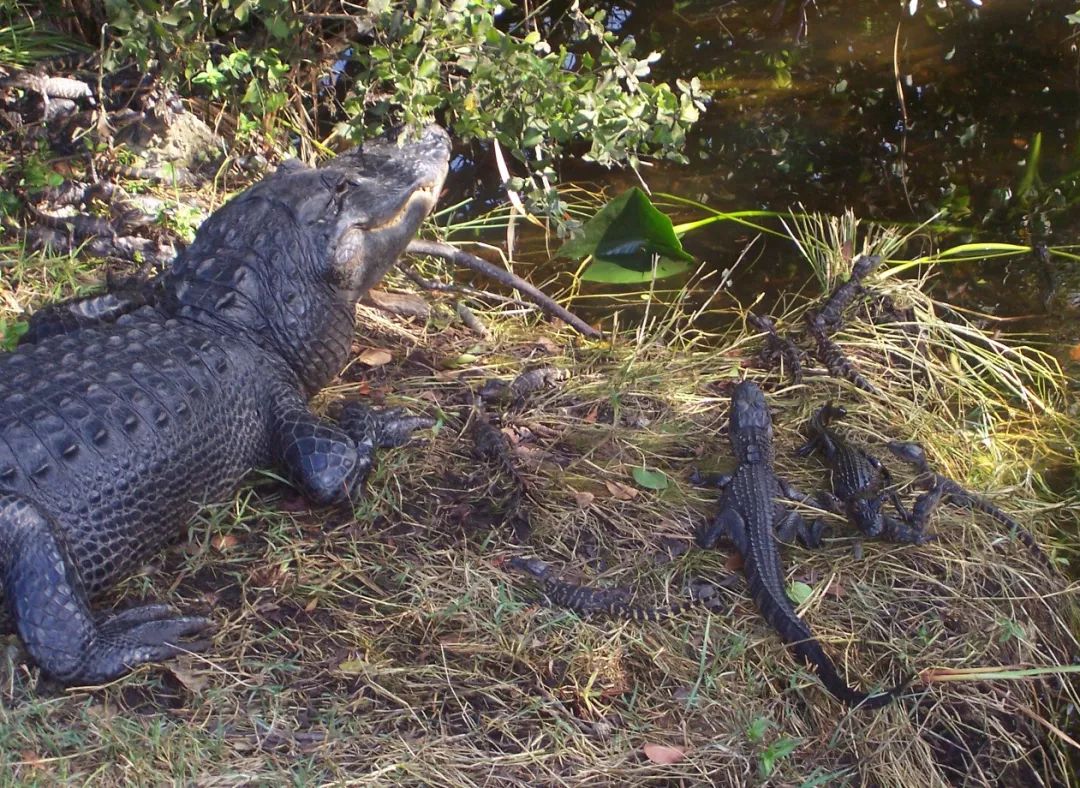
[335,180,350,195]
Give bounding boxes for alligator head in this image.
[728,381,775,464]
[163,125,451,391]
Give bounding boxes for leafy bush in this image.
[89,1,708,217]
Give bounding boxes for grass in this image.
[0,179,1078,785]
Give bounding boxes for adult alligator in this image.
[0,126,450,684]
[696,381,910,709]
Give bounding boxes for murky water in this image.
[466,2,1080,354]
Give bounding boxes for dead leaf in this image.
[305,597,318,612]
[533,336,560,354]
[823,578,847,599]
[211,534,238,551]
[643,743,686,765]
[604,480,639,500]
[724,551,744,572]
[357,348,393,367]
[584,405,599,424]
[170,665,209,693]
[1069,344,1080,362]
[573,490,595,508]
[366,289,431,319]
[19,751,44,768]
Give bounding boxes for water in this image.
[467,1,1080,352]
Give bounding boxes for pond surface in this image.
[467,1,1080,355]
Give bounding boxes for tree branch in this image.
[405,239,601,339]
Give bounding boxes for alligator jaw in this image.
[329,125,451,299]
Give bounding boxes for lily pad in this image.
[559,188,694,283]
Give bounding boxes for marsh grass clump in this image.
[0,213,1078,786]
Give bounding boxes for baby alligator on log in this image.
[508,556,724,622]
[798,404,935,545]
[887,441,1050,567]
[0,126,451,684]
[696,381,911,709]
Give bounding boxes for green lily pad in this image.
[632,465,670,490]
[559,188,694,283]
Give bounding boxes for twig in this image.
[405,239,601,339]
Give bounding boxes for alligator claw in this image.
[338,402,435,448]
[886,440,930,471]
[74,606,215,684]
[689,469,732,489]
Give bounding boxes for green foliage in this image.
[787,581,813,606]
[0,140,62,217]
[0,1,86,66]
[350,3,707,169]
[631,465,669,491]
[93,2,708,217]
[559,188,694,283]
[759,736,799,779]
[0,317,26,350]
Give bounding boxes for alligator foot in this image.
[338,402,436,449]
[689,468,733,489]
[776,512,827,549]
[86,605,214,682]
[1,493,213,684]
[880,514,936,545]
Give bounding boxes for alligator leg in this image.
[18,275,159,345]
[774,508,826,548]
[880,514,936,545]
[887,440,1047,561]
[0,493,212,684]
[270,393,433,506]
[774,480,826,548]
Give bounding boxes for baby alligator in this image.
[697,381,911,709]
[507,556,724,622]
[798,404,934,545]
[887,441,1050,567]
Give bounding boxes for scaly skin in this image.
[803,254,883,392]
[508,556,723,622]
[887,440,1050,567]
[0,126,450,684]
[798,403,934,545]
[698,382,911,709]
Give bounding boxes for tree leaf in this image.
[643,743,686,764]
[579,258,692,284]
[788,581,813,606]
[559,188,694,283]
[632,465,669,490]
[357,348,393,366]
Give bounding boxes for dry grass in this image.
[0,221,1078,787]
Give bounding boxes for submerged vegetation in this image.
[0,0,1078,785]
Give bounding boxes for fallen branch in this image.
[405,239,601,339]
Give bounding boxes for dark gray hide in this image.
[0,126,450,684]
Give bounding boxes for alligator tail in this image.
[747,555,908,710]
[609,596,724,622]
[810,327,879,394]
[953,490,1051,568]
[793,639,912,710]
